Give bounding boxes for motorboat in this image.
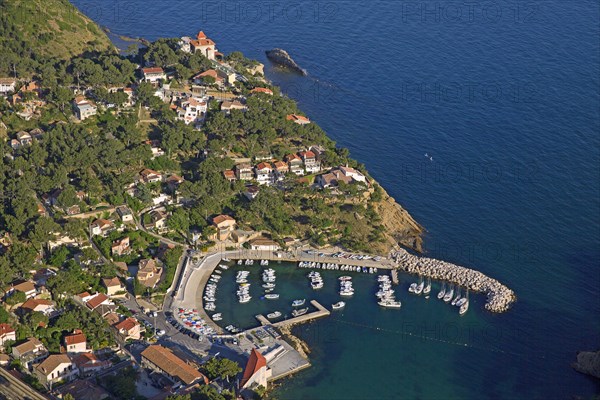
[378,300,402,308]
[291,308,309,317]
[311,281,324,289]
[415,279,424,295]
[423,278,431,295]
[262,283,276,289]
[451,288,462,306]
[459,300,469,315]
[332,301,345,310]
[437,283,446,299]
[267,311,282,319]
[444,285,454,303]
[212,313,222,321]
[265,294,279,300]
[292,299,306,307]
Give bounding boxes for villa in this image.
[137,259,163,289]
[243,185,260,201]
[19,298,55,316]
[0,78,16,96]
[116,206,134,222]
[90,219,115,237]
[249,238,281,251]
[300,150,321,173]
[63,329,88,354]
[235,163,253,180]
[140,67,167,86]
[177,97,208,125]
[189,31,218,60]
[0,323,16,347]
[286,154,304,175]
[193,69,224,86]
[140,168,163,183]
[212,214,236,241]
[113,317,142,341]
[73,96,97,121]
[111,237,130,256]
[250,87,273,96]
[221,100,247,114]
[34,354,78,388]
[255,162,274,185]
[286,114,311,125]
[12,338,49,371]
[102,277,125,297]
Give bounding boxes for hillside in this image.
[0,0,113,74]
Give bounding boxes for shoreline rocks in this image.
[572,350,600,379]
[265,48,307,76]
[393,248,516,313]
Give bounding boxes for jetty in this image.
[256,300,330,328]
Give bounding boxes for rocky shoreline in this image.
[393,248,516,313]
[572,350,600,379]
[265,48,307,75]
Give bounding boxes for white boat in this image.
[219,264,229,270]
[291,308,309,317]
[456,297,467,307]
[338,276,352,281]
[222,258,230,262]
[237,260,243,265]
[437,283,446,299]
[212,313,222,321]
[423,278,431,295]
[267,311,282,319]
[264,288,274,293]
[311,281,324,289]
[332,301,345,310]
[292,299,306,307]
[378,300,402,308]
[415,278,424,295]
[444,285,454,303]
[265,294,279,300]
[451,288,461,306]
[459,300,469,315]
[408,283,417,293]
[340,289,354,296]
[262,283,276,289]
[238,295,252,303]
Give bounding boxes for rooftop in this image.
[141,345,206,385]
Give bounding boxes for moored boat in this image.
[291,307,309,317]
[378,299,402,308]
[265,293,279,300]
[444,285,454,303]
[292,299,306,307]
[332,301,345,310]
[267,311,282,319]
[437,282,446,299]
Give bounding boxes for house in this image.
[0,323,16,347]
[250,87,273,96]
[63,330,87,354]
[211,215,236,241]
[113,317,142,341]
[272,160,289,180]
[111,237,130,256]
[249,238,281,251]
[85,293,111,311]
[12,338,49,370]
[55,378,111,400]
[231,229,259,244]
[73,96,97,121]
[19,299,55,316]
[156,242,175,259]
[141,345,207,386]
[90,219,115,237]
[145,139,165,158]
[220,100,247,113]
[0,78,16,96]
[137,259,163,289]
[147,209,168,230]
[286,154,304,175]
[317,166,367,189]
[235,163,253,180]
[102,277,125,297]
[300,150,320,173]
[151,193,173,206]
[243,185,260,201]
[116,206,134,222]
[72,352,111,375]
[11,281,37,299]
[286,114,311,125]
[16,131,32,146]
[32,268,56,286]
[177,97,208,125]
[76,292,94,303]
[34,354,78,388]
[189,31,217,60]
[141,67,167,86]
[223,170,236,182]
[193,69,223,86]
[240,349,272,389]
[339,165,367,183]
[254,162,274,186]
[140,168,163,183]
[166,174,184,191]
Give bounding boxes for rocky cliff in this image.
[265,48,307,76]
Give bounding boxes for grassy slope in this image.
[0,0,112,59]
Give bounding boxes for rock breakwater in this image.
[393,248,516,313]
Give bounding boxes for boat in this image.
[237,260,243,265]
[311,281,324,289]
[219,264,228,270]
[423,278,431,295]
[222,258,230,262]
[292,299,306,307]
[332,301,345,310]
[265,294,279,300]
[437,283,446,299]
[459,300,469,315]
[451,288,462,306]
[262,283,276,289]
[378,299,402,308]
[267,311,282,319]
[338,276,352,281]
[339,289,354,296]
[212,313,222,321]
[408,282,417,293]
[291,308,309,317]
[444,285,454,303]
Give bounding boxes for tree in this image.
[201,357,242,381]
[5,291,26,306]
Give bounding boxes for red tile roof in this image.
[241,349,267,388]
[250,87,273,95]
[0,323,15,336]
[255,162,272,170]
[212,214,235,225]
[86,293,109,310]
[142,67,165,75]
[114,317,138,332]
[20,298,53,312]
[141,345,207,385]
[64,330,86,346]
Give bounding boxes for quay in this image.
[255,300,331,328]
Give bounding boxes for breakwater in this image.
[393,248,516,313]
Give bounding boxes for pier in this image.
[255,300,331,328]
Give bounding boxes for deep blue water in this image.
[71,1,600,398]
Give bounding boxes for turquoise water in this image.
[71,1,600,398]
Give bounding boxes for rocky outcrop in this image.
[265,49,307,75]
[393,248,516,313]
[573,350,600,379]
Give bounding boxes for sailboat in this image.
[443,285,454,303]
[457,288,469,307]
[423,277,431,295]
[459,291,469,315]
[451,287,462,306]
[437,282,446,299]
[414,276,424,295]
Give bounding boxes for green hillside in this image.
[0,0,113,75]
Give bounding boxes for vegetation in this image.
[201,357,242,381]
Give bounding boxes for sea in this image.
[71,1,600,398]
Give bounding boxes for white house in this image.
[0,324,16,347]
[249,238,280,251]
[0,78,16,96]
[189,31,218,60]
[73,97,97,121]
[254,162,274,186]
[141,67,167,86]
[177,97,208,125]
[34,354,78,388]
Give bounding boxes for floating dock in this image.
[256,300,330,328]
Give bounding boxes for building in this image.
[193,69,224,86]
[147,209,168,230]
[141,67,167,86]
[0,323,16,347]
[240,348,271,389]
[63,330,87,354]
[73,96,97,121]
[90,219,114,237]
[16,131,32,146]
[111,237,130,256]
[286,114,311,125]
[116,206,134,222]
[34,354,78,388]
[254,162,274,186]
[223,170,236,182]
[166,174,184,191]
[189,31,217,60]
[54,379,111,400]
[249,238,281,252]
[73,352,111,375]
[102,277,125,297]
[339,165,367,183]
[272,160,289,180]
[137,259,163,289]
[250,87,273,96]
[243,185,260,201]
[12,338,49,371]
[177,97,207,125]
[211,215,236,241]
[11,280,37,299]
[0,78,16,96]
[220,100,247,113]
[113,317,142,341]
[140,168,163,183]
[286,154,304,176]
[299,150,320,173]
[141,345,207,386]
[85,293,111,311]
[235,163,253,180]
[19,298,55,316]
[316,166,367,189]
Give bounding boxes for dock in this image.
[255,300,330,328]
[391,269,399,284]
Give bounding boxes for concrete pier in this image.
[255,300,331,328]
